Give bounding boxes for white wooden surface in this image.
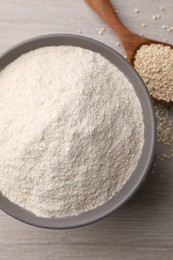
[0,1,173,259]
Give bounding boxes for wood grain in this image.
[86,0,173,63]
[0,1,173,260]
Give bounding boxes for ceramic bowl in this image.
[0,34,156,229]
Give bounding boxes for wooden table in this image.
[0,1,173,259]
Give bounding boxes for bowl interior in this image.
[0,34,155,229]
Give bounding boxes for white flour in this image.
[0,46,144,217]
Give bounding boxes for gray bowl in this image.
[0,34,156,229]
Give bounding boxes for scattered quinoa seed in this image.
[151,169,156,174]
[154,102,173,146]
[153,102,173,162]
[134,8,139,13]
[98,27,105,35]
[152,14,161,20]
[161,25,173,32]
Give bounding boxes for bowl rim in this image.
[0,34,156,229]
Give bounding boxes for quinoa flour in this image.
[0,46,144,217]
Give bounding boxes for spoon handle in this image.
[86,0,132,40]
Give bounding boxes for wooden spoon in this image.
[86,0,172,64]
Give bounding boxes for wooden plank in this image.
[0,1,173,259]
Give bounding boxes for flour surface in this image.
[0,46,144,217]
